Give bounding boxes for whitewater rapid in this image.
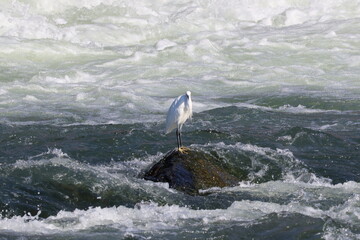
[1,0,360,239]
[1,147,360,239]
[1,0,359,125]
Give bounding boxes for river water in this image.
[0,0,360,239]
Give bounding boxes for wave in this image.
[0,98,351,127]
[0,148,177,217]
[236,102,344,114]
[1,146,360,238]
[1,0,359,43]
[1,190,360,238]
[191,141,331,185]
[0,0,359,127]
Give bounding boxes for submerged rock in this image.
[143,147,245,195]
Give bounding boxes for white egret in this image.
[165,91,193,151]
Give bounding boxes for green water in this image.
[1,0,360,239]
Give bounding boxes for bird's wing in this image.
[165,96,182,134]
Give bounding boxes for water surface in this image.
[0,0,360,239]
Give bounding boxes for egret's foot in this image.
[178,146,190,154]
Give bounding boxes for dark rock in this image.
[143,147,245,195]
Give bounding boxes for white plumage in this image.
[165,91,193,150]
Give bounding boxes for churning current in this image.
[0,0,359,239]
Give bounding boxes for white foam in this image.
[43,72,96,84]
[1,0,359,126]
[54,18,67,25]
[325,31,337,38]
[319,123,338,130]
[23,95,40,102]
[327,194,360,224]
[155,39,177,51]
[192,141,335,186]
[284,8,308,26]
[2,148,360,237]
[1,188,360,236]
[277,104,335,114]
[194,141,293,162]
[13,148,74,171]
[233,103,344,115]
[324,227,360,240]
[7,148,173,199]
[2,0,359,44]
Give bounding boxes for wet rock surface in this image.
[143,147,246,195]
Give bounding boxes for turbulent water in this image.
[1,0,360,239]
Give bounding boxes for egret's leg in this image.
[177,130,190,153]
[176,129,180,150]
[179,130,182,147]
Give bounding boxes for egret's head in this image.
[186,91,191,98]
